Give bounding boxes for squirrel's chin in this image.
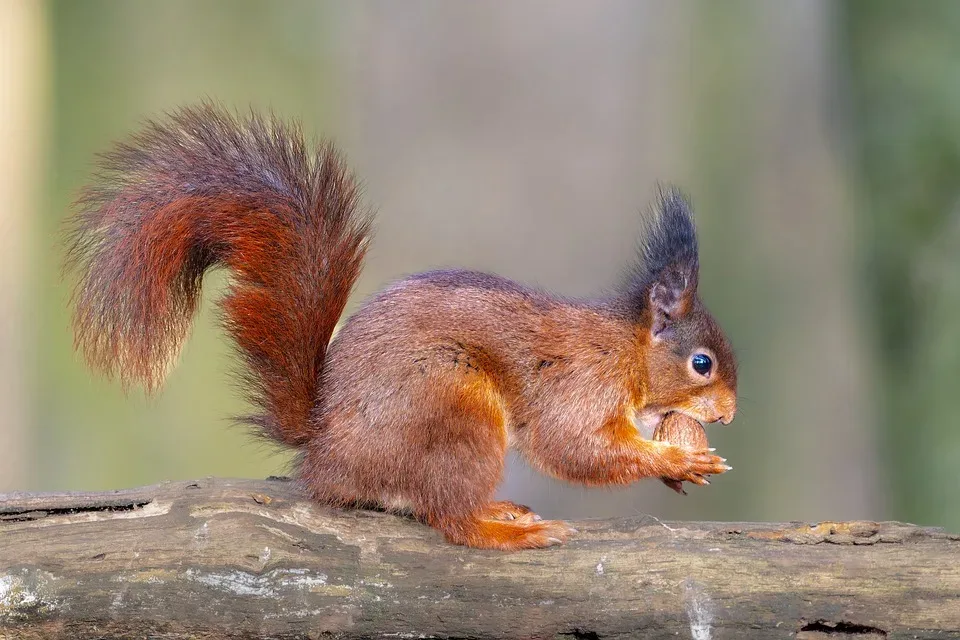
[678,412,707,428]
[671,412,707,429]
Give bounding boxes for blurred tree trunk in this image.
[688,0,880,521]
[0,1,48,490]
[843,0,960,531]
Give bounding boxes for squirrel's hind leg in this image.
[403,378,575,549]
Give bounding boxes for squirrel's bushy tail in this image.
[65,104,372,447]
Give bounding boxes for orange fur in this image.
[65,105,737,551]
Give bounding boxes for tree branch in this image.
[1,478,957,639]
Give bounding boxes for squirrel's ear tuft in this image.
[622,187,700,329]
[643,188,699,280]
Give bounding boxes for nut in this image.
[653,412,709,495]
[652,412,709,450]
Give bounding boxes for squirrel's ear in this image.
[648,262,698,337]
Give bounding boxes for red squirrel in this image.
[65,104,737,550]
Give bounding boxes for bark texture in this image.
[1,478,957,639]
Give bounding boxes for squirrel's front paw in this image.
[659,443,731,485]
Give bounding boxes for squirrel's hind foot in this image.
[430,506,576,550]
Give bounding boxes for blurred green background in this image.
[2,0,958,531]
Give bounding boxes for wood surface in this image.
[1,477,957,639]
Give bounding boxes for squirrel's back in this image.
[321,267,640,431]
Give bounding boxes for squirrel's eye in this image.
[691,353,713,376]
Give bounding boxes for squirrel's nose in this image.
[719,407,736,425]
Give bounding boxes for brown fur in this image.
[65,105,737,551]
